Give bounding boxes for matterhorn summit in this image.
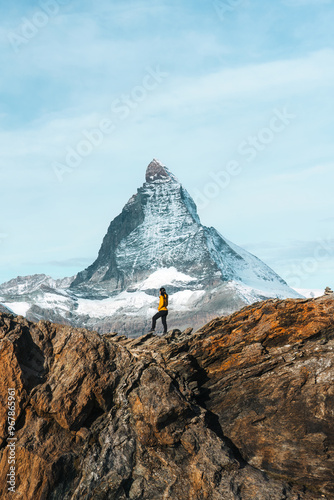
[0,159,300,335]
[71,159,296,298]
[145,158,178,182]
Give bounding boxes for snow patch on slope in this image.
[76,285,207,319]
[229,280,300,303]
[137,267,195,290]
[76,291,156,318]
[0,274,74,295]
[294,288,324,299]
[33,292,74,310]
[169,290,206,310]
[206,230,301,298]
[3,302,31,316]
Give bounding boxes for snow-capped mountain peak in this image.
[70,160,298,301]
[0,159,302,336]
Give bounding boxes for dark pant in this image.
[152,310,168,333]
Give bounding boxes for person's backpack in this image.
[163,293,168,308]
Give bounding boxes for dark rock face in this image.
[1,296,333,499]
[71,187,146,291]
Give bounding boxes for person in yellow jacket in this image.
[150,287,168,334]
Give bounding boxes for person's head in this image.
[160,287,166,295]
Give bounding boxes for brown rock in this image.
[0,296,333,499]
[145,158,171,182]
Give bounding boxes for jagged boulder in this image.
[0,295,333,499]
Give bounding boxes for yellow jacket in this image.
[158,294,168,311]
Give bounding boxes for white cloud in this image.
[154,50,334,113]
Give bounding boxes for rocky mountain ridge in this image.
[0,295,333,499]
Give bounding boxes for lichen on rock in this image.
[0,295,333,499]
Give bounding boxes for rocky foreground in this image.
[0,296,333,499]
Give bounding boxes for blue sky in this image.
[0,0,333,289]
